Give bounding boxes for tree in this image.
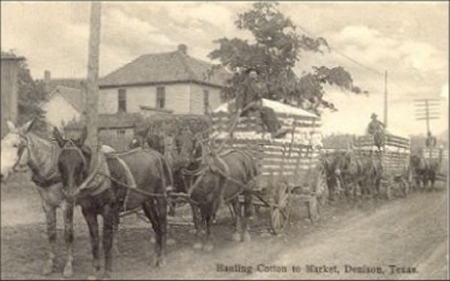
[209,2,365,115]
[1,50,48,134]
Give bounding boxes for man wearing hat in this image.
[232,67,289,138]
[367,113,385,150]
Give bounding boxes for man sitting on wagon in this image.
[230,67,290,139]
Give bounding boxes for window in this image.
[116,129,126,137]
[156,87,165,109]
[203,89,209,114]
[118,88,127,112]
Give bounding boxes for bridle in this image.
[11,133,30,173]
[59,139,99,196]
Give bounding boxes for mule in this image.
[130,130,197,217]
[1,120,77,277]
[184,139,257,251]
[410,153,439,192]
[53,127,171,278]
[338,150,383,203]
[321,151,347,202]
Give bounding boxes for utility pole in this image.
[85,1,101,149]
[414,98,440,159]
[384,70,388,128]
[414,98,440,133]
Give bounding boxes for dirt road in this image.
[1,178,448,280]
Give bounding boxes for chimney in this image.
[43,70,51,93]
[44,70,51,83]
[177,44,188,55]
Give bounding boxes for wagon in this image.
[353,133,412,199]
[210,99,327,234]
[422,147,447,182]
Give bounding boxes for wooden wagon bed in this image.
[354,133,411,198]
[211,101,326,232]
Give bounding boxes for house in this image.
[98,44,231,115]
[42,85,83,129]
[1,54,24,136]
[37,70,85,130]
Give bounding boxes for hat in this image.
[371,113,377,119]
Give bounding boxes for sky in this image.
[1,1,448,137]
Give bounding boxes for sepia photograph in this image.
[1,1,448,280]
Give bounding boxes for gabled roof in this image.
[47,86,83,112]
[46,78,85,93]
[99,50,231,88]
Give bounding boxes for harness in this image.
[181,144,257,207]
[15,133,61,188]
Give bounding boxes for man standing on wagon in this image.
[367,113,386,151]
[231,67,290,139]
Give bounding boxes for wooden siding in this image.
[189,84,222,114]
[42,94,80,129]
[99,84,191,114]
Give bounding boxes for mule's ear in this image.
[20,119,36,133]
[78,126,88,146]
[53,127,66,148]
[6,120,17,133]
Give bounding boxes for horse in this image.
[53,126,172,278]
[337,150,383,203]
[129,129,197,217]
[410,153,439,192]
[320,151,347,202]
[183,139,257,251]
[1,119,77,277]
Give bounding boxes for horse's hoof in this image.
[193,242,203,250]
[102,271,112,280]
[241,232,251,242]
[202,243,214,252]
[154,257,166,268]
[167,238,176,246]
[232,232,241,242]
[150,236,156,244]
[41,260,54,275]
[63,263,74,278]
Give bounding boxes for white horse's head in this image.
[1,119,35,182]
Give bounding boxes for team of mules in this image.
[321,150,382,203]
[322,147,442,205]
[1,120,259,278]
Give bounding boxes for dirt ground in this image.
[1,174,448,280]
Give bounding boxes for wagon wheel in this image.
[306,167,328,223]
[270,181,291,235]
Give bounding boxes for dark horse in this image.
[337,150,383,203]
[54,127,172,278]
[184,139,258,251]
[321,151,348,202]
[129,130,191,216]
[410,153,439,192]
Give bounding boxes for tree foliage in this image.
[1,50,48,133]
[209,2,365,115]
